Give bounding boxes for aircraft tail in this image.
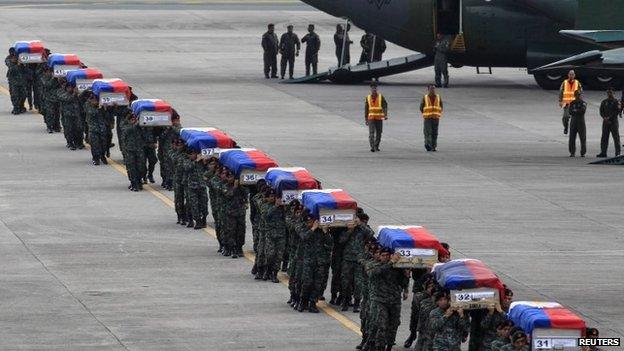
[576,0,624,30]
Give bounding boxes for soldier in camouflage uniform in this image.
[206,161,224,249]
[122,114,147,191]
[263,191,287,282]
[141,128,158,184]
[340,216,375,312]
[222,171,248,258]
[56,83,84,150]
[82,92,109,165]
[33,63,46,112]
[489,320,513,351]
[355,240,379,350]
[329,227,346,306]
[291,209,310,310]
[500,331,528,351]
[415,281,438,351]
[156,112,179,190]
[299,220,333,313]
[170,139,188,224]
[23,63,36,111]
[254,187,272,280]
[366,250,410,351]
[7,55,28,115]
[429,291,471,351]
[185,150,208,230]
[181,149,197,228]
[285,200,303,305]
[480,288,513,351]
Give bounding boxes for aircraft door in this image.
[435,0,460,35]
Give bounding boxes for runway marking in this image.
[0,85,361,337]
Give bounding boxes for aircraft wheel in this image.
[533,73,565,90]
[583,75,623,91]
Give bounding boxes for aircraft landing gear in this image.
[582,75,622,91]
[533,73,565,90]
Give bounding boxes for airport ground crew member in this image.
[434,33,450,88]
[261,23,279,79]
[568,90,587,157]
[301,24,321,76]
[365,83,388,152]
[279,25,300,79]
[596,88,621,157]
[559,70,582,135]
[420,85,443,152]
[334,24,353,66]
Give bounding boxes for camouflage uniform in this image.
[188,161,208,226]
[254,197,271,273]
[490,336,509,351]
[207,171,224,245]
[300,227,333,304]
[367,263,409,351]
[32,63,46,111]
[330,228,347,303]
[170,148,188,220]
[285,205,302,293]
[429,307,470,351]
[141,128,158,182]
[222,181,247,254]
[340,224,375,309]
[157,127,176,188]
[408,269,431,339]
[250,190,264,253]
[56,88,84,148]
[499,344,528,351]
[122,122,147,188]
[480,311,509,351]
[263,202,287,275]
[359,255,379,348]
[83,100,109,161]
[23,64,36,109]
[7,62,27,113]
[292,217,308,300]
[415,294,437,351]
[41,75,61,131]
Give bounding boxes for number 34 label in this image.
[319,215,335,224]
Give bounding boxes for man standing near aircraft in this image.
[364,83,388,152]
[559,70,582,135]
[568,90,587,157]
[596,88,621,157]
[420,85,443,151]
[301,24,321,76]
[433,33,450,88]
[279,25,300,79]
[261,23,279,79]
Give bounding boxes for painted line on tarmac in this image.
[0,85,362,337]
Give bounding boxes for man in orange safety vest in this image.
[365,82,388,152]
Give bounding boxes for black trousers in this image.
[569,117,586,156]
[600,119,621,156]
[368,120,383,149]
[280,53,295,78]
[263,52,277,78]
[305,54,318,76]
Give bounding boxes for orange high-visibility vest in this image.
[561,79,580,106]
[423,94,442,119]
[367,94,386,120]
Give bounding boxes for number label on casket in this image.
[242,173,263,182]
[101,95,128,105]
[534,339,552,349]
[282,190,299,203]
[19,53,43,63]
[201,148,215,156]
[455,291,495,302]
[319,215,335,224]
[397,248,436,257]
[77,83,90,91]
[455,293,472,302]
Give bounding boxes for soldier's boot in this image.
[179,213,187,226]
[176,214,182,224]
[186,219,194,228]
[308,301,320,313]
[290,294,299,308]
[335,294,343,307]
[100,156,108,165]
[254,266,265,280]
[193,219,202,230]
[271,270,280,283]
[287,292,295,304]
[329,293,337,305]
[297,299,308,312]
[353,299,360,313]
[403,333,415,349]
[341,300,349,311]
[231,248,239,259]
[237,247,244,256]
[251,263,258,275]
[384,344,393,351]
[147,173,155,183]
[262,269,270,281]
[223,247,231,257]
[201,215,207,228]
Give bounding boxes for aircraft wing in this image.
[533,30,624,78]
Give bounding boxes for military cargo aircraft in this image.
[297,0,624,90]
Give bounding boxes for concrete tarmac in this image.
[1,1,623,350]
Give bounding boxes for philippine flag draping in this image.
[180,128,236,151]
[91,79,130,97]
[377,226,449,255]
[47,53,81,67]
[131,99,172,115]
[14,40,44,54]
[434,259,505,296]
[265,167,320,195]
[508,301,586,335]
[66,68,104,86]
[301,189,358,218]
[219,148,278,176]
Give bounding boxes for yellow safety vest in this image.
[561,79,580,106]
[367,94,386,120]
[423,94,442,119]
